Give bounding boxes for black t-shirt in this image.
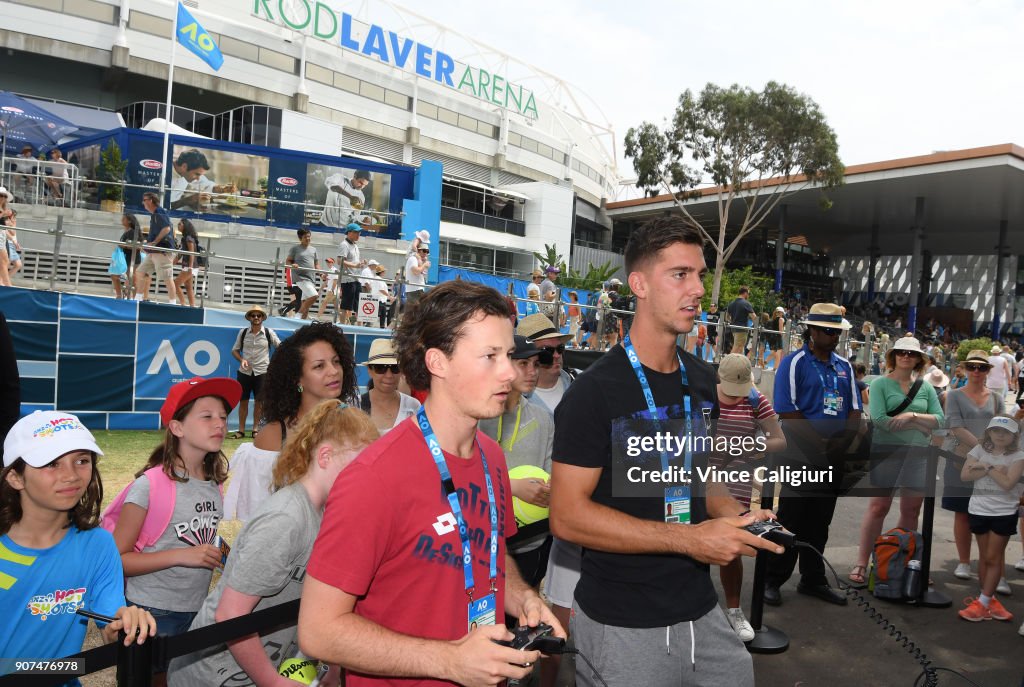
[727,297,754,327]
[553,345,720,627]
[704,311,720,341]
[119,229,144,265]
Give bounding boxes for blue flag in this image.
[176,2,224,71]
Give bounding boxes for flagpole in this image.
[159,2,180,205]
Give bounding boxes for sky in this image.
[405,0,1024,185]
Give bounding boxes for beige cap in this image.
[718,354,753,397]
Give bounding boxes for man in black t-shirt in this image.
[727,287,755,356]
[550,218,781,687]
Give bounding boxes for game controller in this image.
[493,623,565,652]
[743,519,795,548]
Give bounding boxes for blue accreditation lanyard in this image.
[623,334,696,524]
[416,406,498,601]
[808,351,842,416]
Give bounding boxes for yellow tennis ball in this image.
[508,465,550,525]
[278,658,318,684]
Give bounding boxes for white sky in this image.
[415,0,1024,179]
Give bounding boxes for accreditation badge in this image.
[664,485,691,524]
[468,593,497,631]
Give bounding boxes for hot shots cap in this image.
[4,411,103,468]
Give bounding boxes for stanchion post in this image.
[116,631,154,687]
[200,236,211,309]
[745,461,790,653]
[267,247,281,311]
[915,446,952,608]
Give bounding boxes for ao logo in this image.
[146,339,220,377]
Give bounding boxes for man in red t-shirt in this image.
[299,281,564,687]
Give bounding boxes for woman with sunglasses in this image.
[941,350,1011,590]
[850,336,943,587]
[358,339,420,434]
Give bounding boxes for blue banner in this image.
[176,3,224,71]
[267,158,308,227]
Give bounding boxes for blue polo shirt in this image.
[147,207,174,249]
[773,345,860,435]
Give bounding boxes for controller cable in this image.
[792,540,984,687]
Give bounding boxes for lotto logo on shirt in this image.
[27,587,86,620]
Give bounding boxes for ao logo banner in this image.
[135,324,241,399]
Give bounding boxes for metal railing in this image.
[2,164,81,208]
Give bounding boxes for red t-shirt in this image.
[709,390,776,507]
[307,417,516,687]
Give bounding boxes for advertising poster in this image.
[125,137,165,208]
[169,143,270,220]
[305,162,392,232]
[266,158,308,227]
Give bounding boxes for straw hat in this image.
[362,338,399,366]
[963,350,992,367]
[245,304,268,320]
[892,336,923,354]
[517,313,572,344]
[799,303,851,330]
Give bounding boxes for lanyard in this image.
[622,333,693,473]
[416,407,498,600]
[808,350,838,393]
[496,402,523,450]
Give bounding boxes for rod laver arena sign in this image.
[252,0,540,119]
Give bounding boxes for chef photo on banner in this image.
[170,144,268,220]
[305,162,391,229]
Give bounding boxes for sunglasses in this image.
[893,350,920,357]
[369,364,400,374]
[965,364,990,372]
[248,314,265,320]
[809,327,841,337]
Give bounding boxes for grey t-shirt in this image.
[124,473,222,612]
[942,388,1002,497]
[287,244,318,285]
[168,484,321,687]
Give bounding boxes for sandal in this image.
[228,431,245,440]
[250,429,259,439]
[848,565,868,589]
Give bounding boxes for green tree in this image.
[97,139,128,201]
[706,266,781,316]
[624,81,845,305]
[532,243,565,274]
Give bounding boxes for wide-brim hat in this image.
[0,187,12,200]
[530,269,543,279]
[373,264,386,274]
[799,303,851,330]
[415,229,430,243]
[4,411,104,468]
[925,368,950,388]
[991,345,1002,354]
[245,304,267,319]
[964,350,993,367]
[362,338,399,366]
[719,354,753,397]
[517,313,571,344]
[892,336,923,354]
[161,377,242,427]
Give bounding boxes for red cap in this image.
[160,377,242,426]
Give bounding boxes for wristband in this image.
[738,509,751,517]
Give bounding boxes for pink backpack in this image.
[100,467,177,552]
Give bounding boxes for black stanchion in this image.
[915,447,951,608]
[117,630,154,687]
[746,470,790,653]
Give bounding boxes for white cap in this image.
[4,411,104,468]
[367,259,380,266]
[987,416,1019,434]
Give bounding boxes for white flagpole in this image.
[159,2,180,204]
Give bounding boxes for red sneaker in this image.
[987,597,1013,622]
[958,597,991,622]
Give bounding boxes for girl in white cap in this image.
[957,415,1024,623]
[0,412,157,672]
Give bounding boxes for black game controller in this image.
[493,623,565,652]
[743,519,795,548]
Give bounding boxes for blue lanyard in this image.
[416,406,498,600]
[622,333,693,472]
[808,350,838,393]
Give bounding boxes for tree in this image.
[97,139,128,202]
[707,266,781,317]
[624,81,845,305]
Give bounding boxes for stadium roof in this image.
[607,144,1024,257]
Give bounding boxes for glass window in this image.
[521,137,538,153]
[360,82,387,102]
[508,132,521,147]
[437,107,459,126]
[417,101,438,120]
[457,114,477,132]
[477,122,497,138]
[335,73,360,93]
[537,143,553,159]
[384,90,410,109]
[306,63,334,85]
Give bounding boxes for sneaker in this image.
[1015,557,1024,572]
[726,608,756,642]
[958,597,991,622]
[997,577,1012,595]
[954,563,972,579]
[987,597,1014,622]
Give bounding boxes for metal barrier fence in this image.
[1,162,81,208]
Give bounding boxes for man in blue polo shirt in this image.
[765,302,861,607]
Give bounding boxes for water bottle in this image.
[867,560,875,593]
[903,559,922,601]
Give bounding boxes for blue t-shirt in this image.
[147,207,174,248]
[0,526,125,683]
[773,344,860,434]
